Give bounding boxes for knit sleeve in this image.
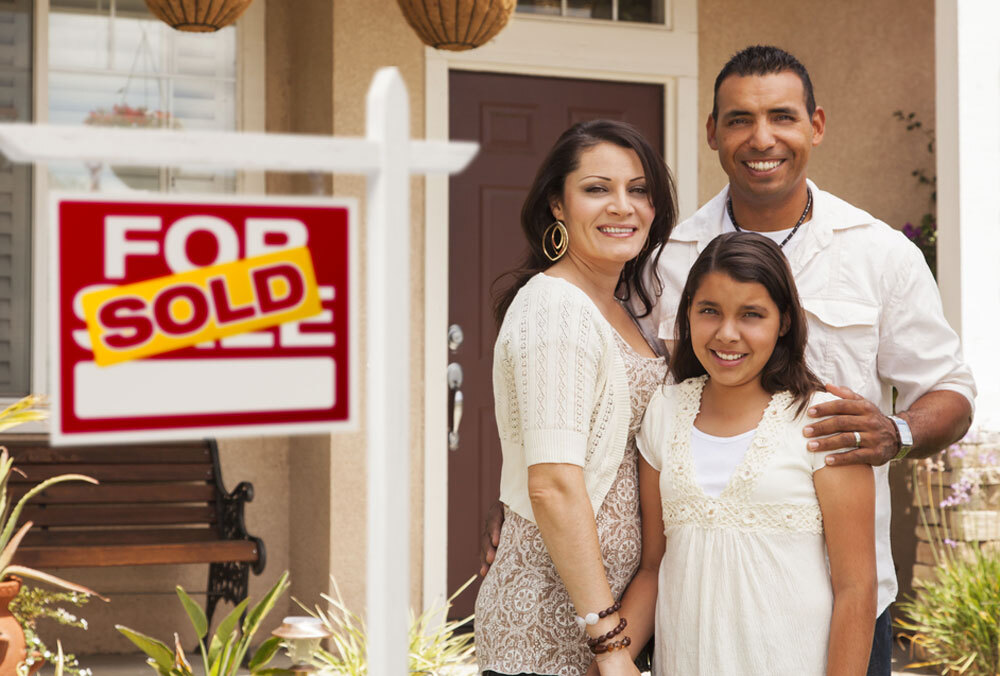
[507,280,604,468]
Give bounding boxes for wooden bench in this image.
[3,436,265,625]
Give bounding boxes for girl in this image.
[630,232,876,675]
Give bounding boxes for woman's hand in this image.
[594,649,641,676]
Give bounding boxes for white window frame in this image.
[516,0,671,26]
[8,0,265,430]
[421,2,698,608]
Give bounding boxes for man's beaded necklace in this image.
[726,187,813,249]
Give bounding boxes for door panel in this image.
[447,70,663,618]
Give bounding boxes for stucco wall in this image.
[329,0,428,621]
[698,0,936,232]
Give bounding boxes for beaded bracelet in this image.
[574,600,621,629]
[590,636,631,655]
[586,617,627,648]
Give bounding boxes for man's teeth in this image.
[599,226,635,234]
[746,160,781,171]
[714,351,746,361]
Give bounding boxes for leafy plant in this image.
[116,570,293,676]
[893,110,937,277]
[300,576,475,675]
[11,586,92,676]
[0,396,102,596]
[895,543,1000,674]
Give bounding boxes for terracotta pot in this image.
[396,0,516,51]
[144,0,253,32]
[0,577,25,675]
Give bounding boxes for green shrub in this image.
[895,543,1000,675]
[300,576,475,675]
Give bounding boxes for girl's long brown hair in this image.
[669,232,822,414]
[493,119,677,327]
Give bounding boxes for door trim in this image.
[422,4,699,609]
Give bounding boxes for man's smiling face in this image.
[707,70,825,208]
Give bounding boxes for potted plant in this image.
[0,396,103,674]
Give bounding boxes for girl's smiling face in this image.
[688,271,787,395]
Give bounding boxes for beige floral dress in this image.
[475,333,666,676]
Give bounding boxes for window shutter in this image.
[0,0,32,397]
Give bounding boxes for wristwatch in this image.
[889,415,913,461]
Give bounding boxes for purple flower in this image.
[902,222,918,240]
[943,538,958,548]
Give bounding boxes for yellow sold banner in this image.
[82,246,321,366]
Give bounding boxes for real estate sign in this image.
[51,194,356,444]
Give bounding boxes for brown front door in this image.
[447,70,664,618]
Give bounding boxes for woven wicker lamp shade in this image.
[144,0,253,32]
[396,0,516,51]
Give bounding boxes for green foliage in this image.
[300,576,476,675]
[115,571,294,676]
[892,110,937,277]
[895,543,1000,675]
[10,586,91,676]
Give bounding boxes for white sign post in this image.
[0,67,476,674]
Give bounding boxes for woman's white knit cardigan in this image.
[494,273,632,523]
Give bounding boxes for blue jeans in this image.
[867,607,893,676]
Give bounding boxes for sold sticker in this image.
[81,246,322,366]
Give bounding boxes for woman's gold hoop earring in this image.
[542,220,569,262]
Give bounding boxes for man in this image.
[481,45,975,676]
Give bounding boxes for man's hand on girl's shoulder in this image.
[802,383,899,467]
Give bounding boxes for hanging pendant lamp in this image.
[396,0,516,51]
[144,0,253,32]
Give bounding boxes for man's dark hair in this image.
[711,45,816,120]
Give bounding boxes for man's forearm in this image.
[899,390,973,460]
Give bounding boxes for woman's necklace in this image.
[726,187,813,249]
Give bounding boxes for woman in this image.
[474,119,677,676]
[632,232,876,674]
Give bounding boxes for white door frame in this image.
[422,3,699,607]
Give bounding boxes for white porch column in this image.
[935,0,1000,429]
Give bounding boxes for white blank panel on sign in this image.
[74,358,335,418]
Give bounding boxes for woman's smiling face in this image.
[688,271,787,394]
[549,142,654,269]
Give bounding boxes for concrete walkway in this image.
[66,641,944,676]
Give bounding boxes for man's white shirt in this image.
[639,179,977,615]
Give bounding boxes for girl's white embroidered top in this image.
[637,377,844,676]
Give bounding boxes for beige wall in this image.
[698,0,936,232]
[265,0,429,629]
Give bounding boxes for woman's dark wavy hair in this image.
[493,119,677,327]
[669,232,822,414]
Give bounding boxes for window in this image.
[48,0,237,193]
[0,0,243,399]
[516,0,665,24]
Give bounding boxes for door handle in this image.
[447,362,463,451]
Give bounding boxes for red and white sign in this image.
[50,193,357,444]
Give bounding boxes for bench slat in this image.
[10,483,216,504]
[23,528,220,547]
[22,505,216,527]
[4,444,212,465]
[11,464,214,482]
[14,541,259,568]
